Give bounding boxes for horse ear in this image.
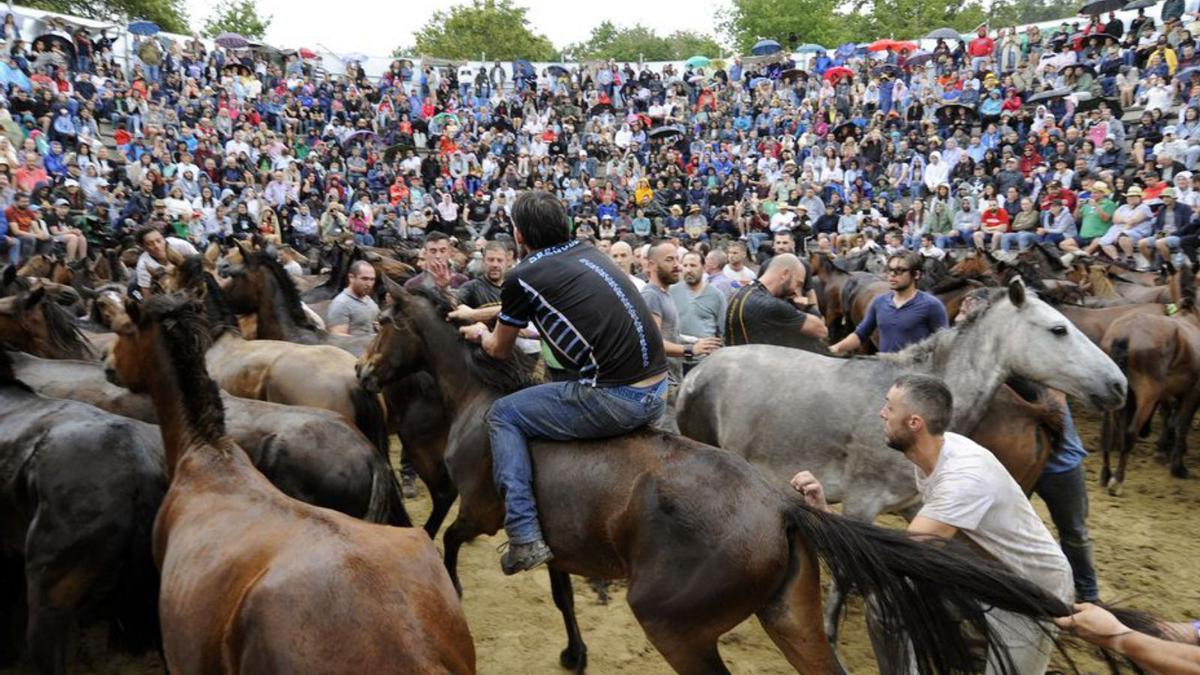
[233,239,251,261]
[1008,277,1027,307]
[124,297,142,325]
[382,274,406,300]
[23,286,46,310]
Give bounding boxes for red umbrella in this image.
[890,41,918,53]
[298,47,317,60]
[867,39,895,52]
[823,67,854,83]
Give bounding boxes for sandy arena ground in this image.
[5,407,1199,674]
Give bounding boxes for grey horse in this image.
[676,281,1127,651]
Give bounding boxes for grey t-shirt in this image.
[326,288,380,336]
[670,281,726,340]
[641,283,681,381]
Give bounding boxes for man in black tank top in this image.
[460,191,669,574]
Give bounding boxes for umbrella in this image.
[214,32,249,49]
[835,43,857,60]
[906,50,935,67]
[831,121,859,140]
[33,32,75,59]
[512,59,535,78]
[796,43,826,54]
[752,39,783,56]
[341,52,368,64]
[383,142,415,162]
[127,20,159,36]
[547,64,569,77]
[1123,0,1158,8]
[749,76,772,88]
[925,27,963,40]
[1079,0,1125,14]
[780,68,808,82]
[890,41,918,53]
[648,125,685,139]
[222,62,251,76]
[867,39,896,52]
[874,63,902,77]
[823,66,854,83]
[298,47,318,60]
[1025,86,1073,103]
[936,103,979,121]
[1176,65,1200,81]
[685,55,711,68]
[590,102,614,114]
[341,129,376,146]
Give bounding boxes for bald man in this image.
[725,253,829,347]
[609,240,646,290]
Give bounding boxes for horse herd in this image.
[0,235,1188,675]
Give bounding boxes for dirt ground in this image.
[6,408,1200,674]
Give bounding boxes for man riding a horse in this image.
[458,190,669,574]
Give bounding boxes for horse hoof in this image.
[1171,465,1189,479]
[1099,467,1111,486]
[1106,478,1124,497]
[560,646,588,673]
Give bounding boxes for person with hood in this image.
[922,150,949,197]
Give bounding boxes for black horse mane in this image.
[141,293,227,443]
[407,284,538,394]
[177,256,239,335]
[248,250,320,330]
[30,291,93,359]
[0,349,31,391]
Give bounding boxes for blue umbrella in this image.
[214,32,249,49]
[796,43,825,54]
[512,59,534,78]
[750,77,772,88]
[127,20,159,36]
[751,39,782,56]
[834,42,857,60]
[547,64,569,77]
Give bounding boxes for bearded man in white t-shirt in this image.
[791,373,1073,674]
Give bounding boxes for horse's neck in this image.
[417,319,490,413]
[923,322,1007,434]
[258,274,319,343]
[143,363,230,478]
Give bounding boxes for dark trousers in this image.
[1033,463,1099,602]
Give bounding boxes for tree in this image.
[25,0,188,34]
[203,0,271,40]
[563,22,723,61]
[851,0,988,41]
[408,0,556,62]
[718,0,853,53]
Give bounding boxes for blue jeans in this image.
[1001,231,1037,252]
[1034,444,1099,601]
[488,378,668,544]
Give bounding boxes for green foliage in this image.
[202,0,271,40]
[718,0,853,53]
[25,0,188,34]
[409,0,556,61]
[563,21,724,61]
[851,0,989,41]
[987,0,1080,27]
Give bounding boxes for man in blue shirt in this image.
[830,251,948,354]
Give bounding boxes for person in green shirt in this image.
[1061,180,1116,259]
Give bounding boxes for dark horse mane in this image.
[29,290,93,359]
[141,293,227,443]
[177,256,240,336]
[0,349,31,391]
[247,250,321,330]
[406,284,538,395]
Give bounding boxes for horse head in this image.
[0,286,92,360]
[356,278,439,393]
[969,279,1127,410]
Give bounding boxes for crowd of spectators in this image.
[3,5,1200,273]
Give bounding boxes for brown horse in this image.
[1099,265,1200,492]
[105,293,475,675]
[0,288,94,360]
[356,283,1100,675]
[161,255,390,453]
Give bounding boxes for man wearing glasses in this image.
[829,251,948,355]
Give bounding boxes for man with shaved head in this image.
[725,253,828,346]
[608,240,646,290]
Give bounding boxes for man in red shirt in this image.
[5,192,47,262]
[974,198,1010,252]
[1040,179,1078,212]
[968,26,995,73]
[13,154,48,194]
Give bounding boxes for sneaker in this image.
[499,539,554,575]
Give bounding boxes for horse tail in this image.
[351,385,390,457]
[365,456,413,527]
[784,502,1069,675]
[1105,336,1150,438]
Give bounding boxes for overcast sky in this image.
[183,0,732,59]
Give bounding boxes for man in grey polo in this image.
[671,250,726,374]
[327,260,379,336]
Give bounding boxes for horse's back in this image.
[159,462,472,674]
